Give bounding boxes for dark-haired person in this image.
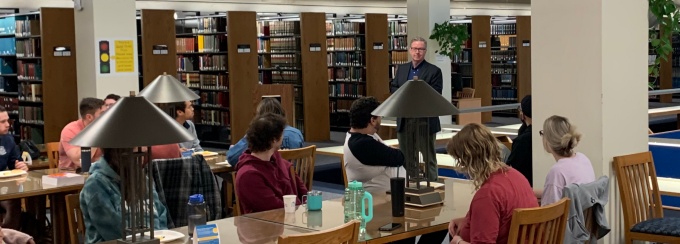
[234,113,307,214]
[59,98,105,169]
[343,97,406,193]
[227,98,304,165]
[0,106,28,230]
[102,94,120,112]
[80,148,168,243]
[506,95,534,186]
[167,101,202,152]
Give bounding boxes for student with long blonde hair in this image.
[447,123,537,244]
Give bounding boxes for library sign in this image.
[96,38,137,76]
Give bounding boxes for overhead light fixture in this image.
[138,72,200,103]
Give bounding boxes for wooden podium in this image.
[254,84,295,126]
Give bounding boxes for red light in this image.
[100,42,108,51]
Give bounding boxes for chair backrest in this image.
[612,151,664,230]
[507,198,571,244]
[278,220,360,244]
[46,142,60,169]
[582,207,595,244]
[279,145,316,191]
[65,193,85,244]
[461,87,475,98]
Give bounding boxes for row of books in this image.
[390,51,409,65]
[492,64,516,75]
[267,71,300,84]
[19,83,42,102]
[177,55,228,71]
[19,126,43,144]
[0,17,15,35]
[196,35,227,53]
[259,54,300,68]
[491,88,517,101]
[329,83,365,98]
[456,64,473,77]
[258,38,299,52]
[176,17,227,34]
[15,20,40,37]
[491,50,516,62]
[492,74,514,87]
[258,21,300,37]
[491,24,516,35]
[0,97,18,111]
[453,49,473,63]
[199,110,230,126]
[0,77,16,92]
[330,99,353,113]
[327,37,364,51]
[326,22,364,36]
[17,39,40,57]
[327,52,364,67]
[389,36,408,50]
[19,106,43,124]
[181,73,229,90]
[0,38,15,55]
[17,60,42,80]
[0,58,14,74]
[389,22,407,36]
[197,91,229,108]
[328,67,364,82]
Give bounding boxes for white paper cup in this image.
[283,195,297,213]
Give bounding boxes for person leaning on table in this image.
[0,106,28,231]
[447,123,538,244]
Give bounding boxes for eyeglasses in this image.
[539,130,544,136]
[410,47,426,52]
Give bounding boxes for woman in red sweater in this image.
[447,123,538,244]
[234,113,307,214]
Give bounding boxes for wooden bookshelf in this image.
[326,18,366,131]
[388,20,408,84]
[175,14,230,148]
[227,11,258,143]
[140,9,177,88]
[516,16,531,101]
[365,14,390,101]
[301,12,330,141]
[471,16,491,122]
[489,21,518,117]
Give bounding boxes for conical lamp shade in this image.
[138,72,200,103]
[70,95,195,148]
[372,78,459,117]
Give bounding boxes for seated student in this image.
[448,123,538,244]
[102,93,120,112]
[59,98,105,169]
[507,95,534,186]
[234,113,307,214]
[343,97,406,193]
[80,148,168,244]
[228,98,304,165]
[0,106,27,230]
[536,115,595,206]
[167,101,203,152]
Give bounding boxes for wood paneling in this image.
[140,9,177,88]
[516,16,531,102]
[227,11,258,142]
[300,12,330,141]
[255,84,295,126]
[40,8,78,143]
[365,13,389,99]
[471,16,491,122]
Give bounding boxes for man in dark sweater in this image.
[507,95,534,186]
[0,106,28,230]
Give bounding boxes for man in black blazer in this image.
[389,37,443,182]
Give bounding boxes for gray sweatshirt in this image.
[562,176,611,244]
[178,120,203,152]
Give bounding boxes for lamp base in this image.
[405,191,443,207]
[116,236,161,244]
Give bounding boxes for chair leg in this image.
[625,237,632,244]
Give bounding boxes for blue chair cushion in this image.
[630,217,680,236]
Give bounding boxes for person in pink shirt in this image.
[58,98,105,169]
[447,123,538,244]
[535,115,595,206]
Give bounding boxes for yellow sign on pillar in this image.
[114,40,134,73]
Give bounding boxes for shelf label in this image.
[152,44,168,55]
[237,44,251,53]
[53,46,71,57]
[522,40,530,47]
[478,41,487,48]
[309,43,321,52]
[373,42,384,50]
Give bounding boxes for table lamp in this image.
[372,76,459,210]
[70,92,194,244]
[138,72,200,103]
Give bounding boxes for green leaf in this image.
[652,39,661,46]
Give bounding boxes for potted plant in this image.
[649,0,680,90]
[429,21,470,59]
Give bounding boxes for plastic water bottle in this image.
[187,194,207,237]
[343,183,355,223]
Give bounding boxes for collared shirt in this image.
[407,61,425,80]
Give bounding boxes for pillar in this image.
[406,0,452,125]
[74,0,139,101]
[532,0,648,242]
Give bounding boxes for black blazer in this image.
[389,60,443,134]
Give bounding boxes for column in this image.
[406,0,452,125]
[532,0,648,242]
[74,0,139,101]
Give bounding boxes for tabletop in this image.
[0,168,84,201]
[159,217,313,244]
[316,132,457,158]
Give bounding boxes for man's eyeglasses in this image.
[410,47,426,52]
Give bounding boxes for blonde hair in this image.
[256,98,286,117]
[446,123,508,189]
[542,115,581,157]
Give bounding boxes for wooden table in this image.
[452,98,482,125]
[316,132,458,159]
[28,158,50,170]
[648,105,680,129]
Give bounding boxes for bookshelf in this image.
[326,19,366,130]
[139,9,177,89]
[516,16,531,102]
[365,14,390,101]
[301,12,330,141]
[471,16,492,122]
[0,8,79,144]
[227,11,258,143]
[388,20,408,82]
[175,14,231,148]
[489,22,518,116]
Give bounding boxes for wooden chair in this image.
[496,135,513,151]
[613,151,680,244]
[46,142,60,169]
[279,145,316,191]
[65,194,85,244]
[456,87,475,99]
[278,220,360,244]
[507,198,571,244]
[227,171,240,217]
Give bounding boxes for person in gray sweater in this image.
[168,101,203,152]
